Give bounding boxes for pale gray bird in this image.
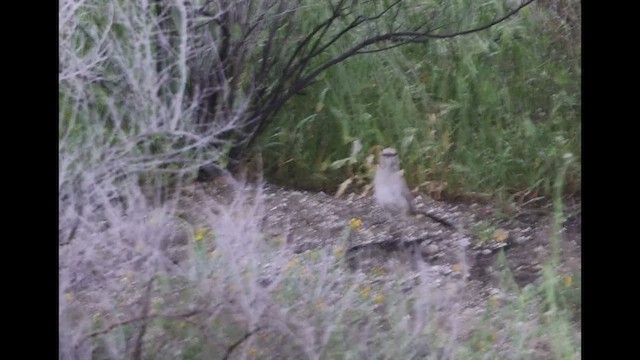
[374,147,454,229]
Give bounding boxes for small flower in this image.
[564,275,573,287]
[370,267,386,277]
[360,286,371,299]
[274,235,285,245]
[195,227,210,242]
[334,245,346,257]
[493,229,509,242]
[247,347,257,357]
[285,258,299,271]
[374,294,384,305]
[306,250,320,261]
[349,218,362,230]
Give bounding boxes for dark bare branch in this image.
[234,0,536,156]
[222,327,263,360]
[131,277,155,360]
[77,308,203,346]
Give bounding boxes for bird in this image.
[373,147,454,229]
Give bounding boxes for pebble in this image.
[438,266,452,275]
[423,244,439,255]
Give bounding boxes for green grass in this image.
[459,152,580,359]
[260,0,581,204]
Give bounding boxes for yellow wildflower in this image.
[334,245,346,257]
[349,218,362,230]
[564,275,573,287]
[493,229,509,242]
[370,267,386,277]
[285,258,299,271]
[195,227,209,242]
[247,347,257,357]
[360,286,371,299]
[374,294,384,305]
[274,235,285,245]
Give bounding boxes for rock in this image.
[422,244,439,256]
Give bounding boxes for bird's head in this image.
[379,147,401,172]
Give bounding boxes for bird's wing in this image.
[397,173,418,213]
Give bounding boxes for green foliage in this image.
[470,220,498,245]
[458,160,580,359]
[261,0,581,202]
[60,1,581,358]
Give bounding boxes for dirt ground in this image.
[197,181,581,341]
[248,182,581,286]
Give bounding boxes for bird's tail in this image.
[419,209,455,229]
